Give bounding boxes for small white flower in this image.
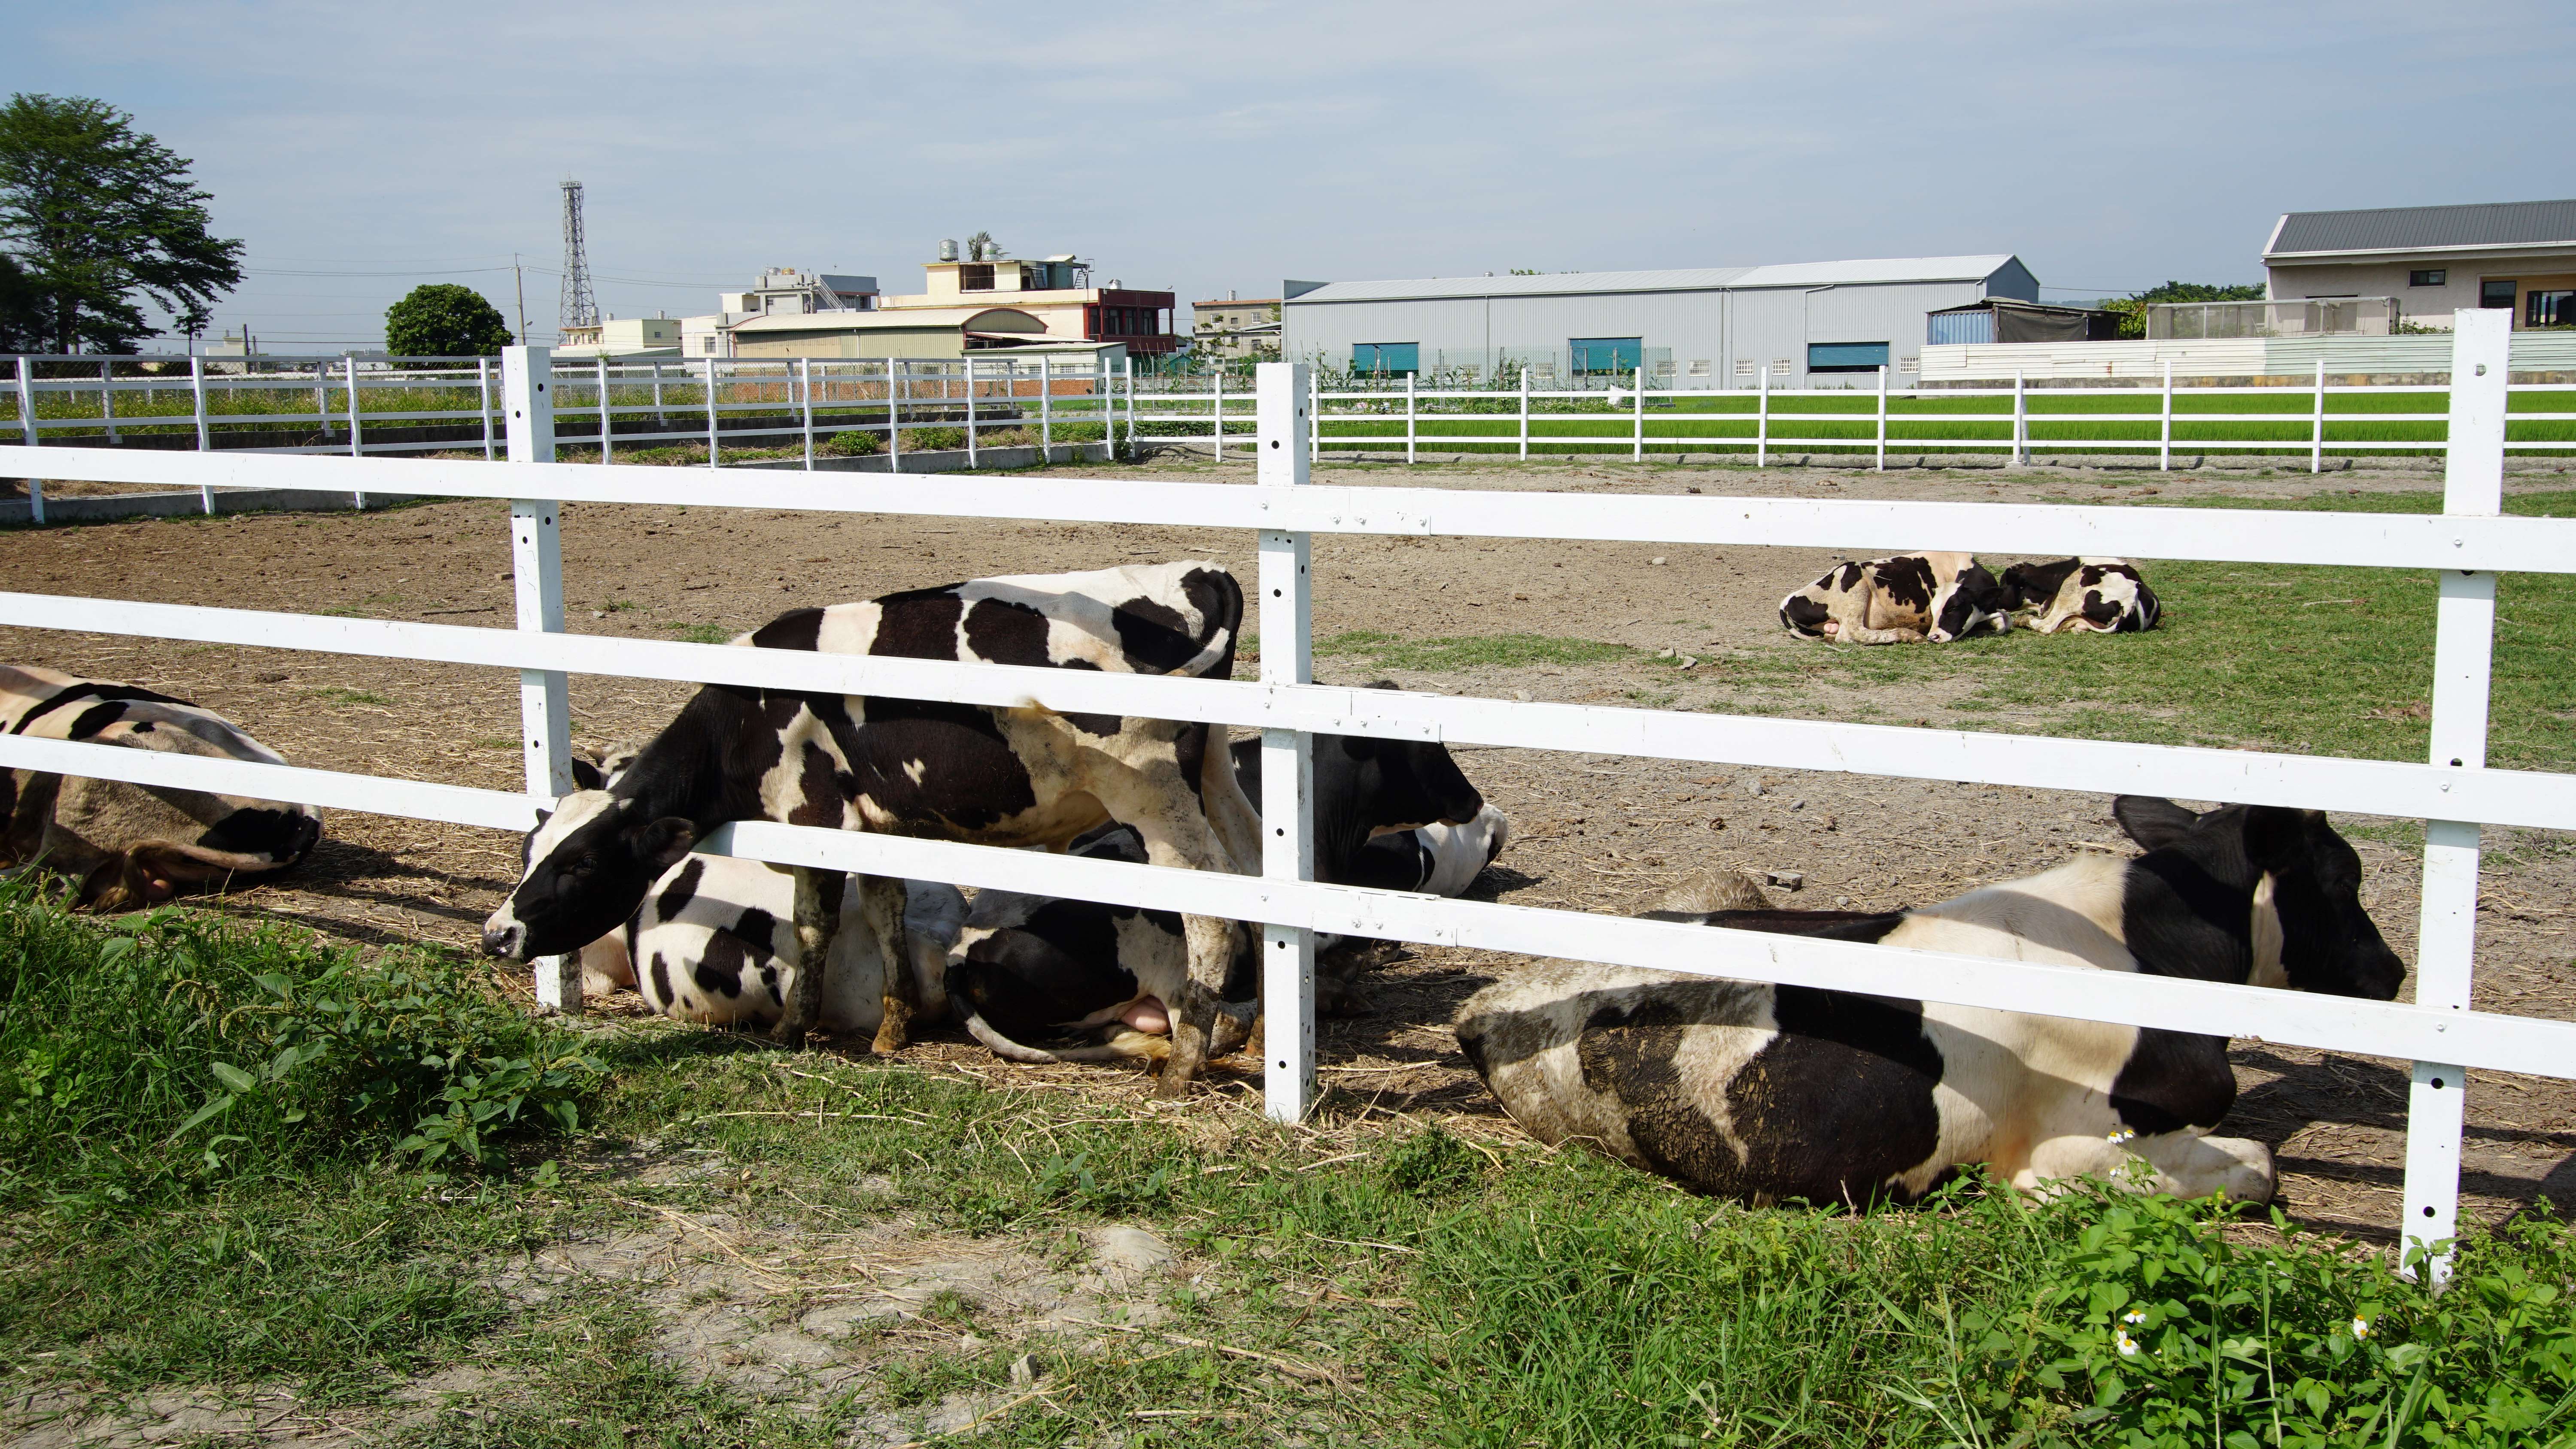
[2123,1309,2147,1325]
[2113,1328,2142,1358]
[2351,1316,2372,1340]
[2106,1126,2137,1145]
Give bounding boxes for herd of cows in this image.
[5,545,2415,1209]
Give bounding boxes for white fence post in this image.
[1518,363,1531,461]
[596,356,613,464]
[651,361,664,422]
[16,356,42,526]
[478,357,495,462]
[1756,365,1769,469]
[704,358,720,470]
[800,357,815,470]
[1308,367,1320,459]
[888,360,903,473]
[1632,364,1645,461]
[965,357,978,467]
[1211,370,1223,461]
[2160,360,2173,472]
[501,345,579,1014]
[2311,359,2327,474]
[1875,364,1889,471]
[1040,355,1052,455]
[345,356,365,509]
[101,360,117,444]
[1256,360,1316,1123]
[1405,371,1417,465]
[2013,369,2028,465]
[2401,310,2508,1281]
[190,356,213,514]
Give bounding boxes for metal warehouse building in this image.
[1280,254,2039,388]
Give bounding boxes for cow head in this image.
[1928,562,2011,643]
[482,791,698,961]
[1337,732,1484,832]
[2112,797,2405,1000]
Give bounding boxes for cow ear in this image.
[2113,797,2201,850]
[631,816,698,870]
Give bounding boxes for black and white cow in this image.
[1778,552,2010,645]
[1228,727,1506,894]
[2,665,323,910]
[2001,557,2162,635]
[1454,797,2404,1206]
[483,561,1264,1094]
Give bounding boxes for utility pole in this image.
[559,179,599,335]
[513,254,529,344]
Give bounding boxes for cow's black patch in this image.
[954,897,1143,1040]
[751,609,824,652]
[695,928,750,1000]
[2000,558,2083,611]
[736,907,778,958]
[789,740,844,828]
[1050,658,1123,737]
[649,952,676,1009]
[1110,596,1202,674]
[1724,985,1947,1205]
[1876,555,1937,611]
[1670,908,1911,943]
[11,682,192,734]
[963,597,1053,667]
[657,857,705,921]
[835,697,1036,833]
[1572,993,1753,1195]
[2109,1027,2236,1134]
[1832,562,1865,591]
[66,701,130,740]
[193,806,319,864]
[1781,595,1830,634]
[869,590,968,661]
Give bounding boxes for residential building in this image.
[1191,293,1281,362]
[713,245,1179,362]
[2263,199,2576,330]
[1279,255,2039,388]
[557,315,684,358]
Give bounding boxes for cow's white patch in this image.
[483,790,621,942]
[903,758,927,785]
[2248,873,2286,990]
[1410,805,1513,897]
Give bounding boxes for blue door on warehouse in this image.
[1569,336,1643,377]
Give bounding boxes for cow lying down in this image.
[3,665,322,909]
[1455,797,2403,1206]
[1778,552,2010,645]
[2000,557,2162,635]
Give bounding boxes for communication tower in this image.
[559,179,599,333]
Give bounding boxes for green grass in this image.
[1315,629,1637,672]
[3,891,2569,1443]
[308,686,393,706]
[664,622,733,645]
[1312,388,2576,459]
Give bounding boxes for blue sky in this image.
[6,0,2571,349]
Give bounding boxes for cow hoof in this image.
[871,1022,910,1055]
[772,1024,809,1051]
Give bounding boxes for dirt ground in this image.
[3,451,2570,1245]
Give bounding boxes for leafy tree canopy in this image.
[2102,280,2270,337]
[383,283,515,358]
[0,252,41,352]
[0,93,243,354]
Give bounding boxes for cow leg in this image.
[1100,797,1245,1097]
[777,865,843,1049]
[2022,1130,2275,1203]
[857,874,917,1054]
[1196,724,1263,879]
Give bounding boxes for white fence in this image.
[1,314,2569,1276]
[1127,362,2576,469]
[4,352,1138,522]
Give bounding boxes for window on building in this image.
[2482,279,2519,309]
[1568,336,1643,374]
[1808,343,1890,373]
[2410,269,2447,287]
[1352,342,1419,375]
[2530,290,2576,328]
[960,264,995,291]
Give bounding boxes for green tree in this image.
[0,94,242,353]
[0,252,41,352]
[383,283,515,357]
[2105,279,2269,338]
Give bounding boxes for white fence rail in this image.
[0,315,2563,1277]
[3,353,1139,523]
[1127,362,2576,469]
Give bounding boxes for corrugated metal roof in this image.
[1288,255,2016,304]
[2268,200,2576,257]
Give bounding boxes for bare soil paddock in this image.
[3,452,2569,1241]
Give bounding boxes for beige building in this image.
[1191,294,1280,361]
[557,315,683,358]
[2264,199,2576,330]
[699,245,1179,361]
